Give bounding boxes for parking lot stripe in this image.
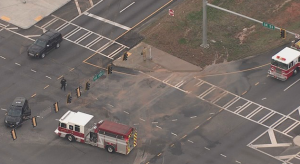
[44,85,49,89]
[15,63,21,66]
[0,56,6,59]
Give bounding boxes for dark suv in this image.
[27,29,62,59]
[4,97,31,127]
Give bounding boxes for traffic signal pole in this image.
[201,1,297,43]
[201,0,209,48]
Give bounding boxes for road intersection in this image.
[0,0,300,164]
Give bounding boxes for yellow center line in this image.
[195,63,270,78]
[207,117,212,120]
[82,0,174,64]
[194,125,200,129]
[157,153,162,157]
[181,135,187,139]
[114,0,174,41]
[255,82,259,86]
[44,85,49,89]
[31,93,36,98]
[241,91,247,95]
[69,68,75,72]
[57,75,63,80]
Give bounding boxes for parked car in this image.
[4,97,31,127]
[27,29,62,59]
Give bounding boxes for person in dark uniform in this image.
[60,77,67,91]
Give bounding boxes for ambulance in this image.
[54,111,137,155]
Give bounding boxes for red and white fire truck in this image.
[268,47,300,81]
[54,111,137,155]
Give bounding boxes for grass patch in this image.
[178,38,187,44]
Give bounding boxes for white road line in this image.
[0,56,6,59]
[171,132,177,136]
[6,27,18,30]
[123,111,129,114]
[15,63,21,66]
[120,2,135,13]
[187,140,194,143]
[25,35,41,38]
[84,12,130,30]
[108,104,114,107]
[74,0,82,14]
[152,122,158,124]
[235,160,241,164]
[172,119,177,121]
[70,0,103,22]
[204,147,210,150]
[139,118,145,121]
[220,154,227,157]
[41,17,58,28]
[284,78,300,91]
[268,129,277,144]
[31,69,36,73]
[1,108,7,111]
[156,125,162,129]
[190,116,197,118]
[89,0,94,6]
[45,76,52,79]
[2,26,34,41]
[174,80,185,88]
[262,97,266,100]
[133,123,139,125]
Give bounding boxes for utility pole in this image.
[201,0,209,48]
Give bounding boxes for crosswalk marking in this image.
[36,15,129,60]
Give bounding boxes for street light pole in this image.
[201,0,209,48]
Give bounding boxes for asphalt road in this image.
[0,0,299,164]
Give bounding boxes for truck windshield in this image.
[34,39,47,47]
[271,59,288,70]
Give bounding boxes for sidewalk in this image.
[113,42,202,72]
[0,0,71,29]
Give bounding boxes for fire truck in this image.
[54,111,137,155]
[268,47,300,81]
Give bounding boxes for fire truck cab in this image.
[268,47,300,81]
[55,111,137,155]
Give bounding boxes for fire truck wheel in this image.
[293,68,298,76]
[66,134,75,142]
[106,145,115,153]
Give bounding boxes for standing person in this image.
[60,77,67,91]
[141,47,147,61]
